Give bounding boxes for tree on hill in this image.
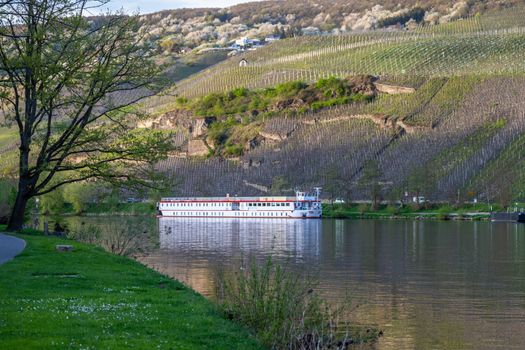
[407,165,434,209]
[1,0,172,231]
[270,176,290,195]
[359,160,382,210]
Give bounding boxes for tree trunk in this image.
[6,177,33,231]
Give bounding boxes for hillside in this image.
[3,5,525,205]
[141,8,525,204]
[138,1,522,56]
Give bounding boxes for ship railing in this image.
[160,196,294,202]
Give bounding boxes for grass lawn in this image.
[0,228,262,350]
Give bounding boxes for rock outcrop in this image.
[191,117,216,137]
[244,135,265,152]
[348,75,378,96]
[188,139,210,157]
[137,110,194,130]
[259,131,291,142]
[375,83,416,94]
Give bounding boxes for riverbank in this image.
[58,202,155,216]
[0,226,262,350]
[322,204,493,221]
[49,202,495,221]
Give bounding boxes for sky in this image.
[96,0,259,14]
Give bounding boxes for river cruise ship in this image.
[157,188,322,219]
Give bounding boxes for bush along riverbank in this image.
[0,226,262,350]
[216,257,381,349]
[33,201,494,221]
[322,203,494,221]
[57,202,157,216]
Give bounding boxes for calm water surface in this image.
[61,217,525,350]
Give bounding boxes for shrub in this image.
[67,223,101,244]
[176,96,188,105]
[208,117,239,146]
[315,76,349,98]
[39,188,65,215]
[230,87,249,98]
[436,206,453,220]
[274,80,307,97]
[224,143,244,157]
[311,96,350,110]
[386,205,400,216]
[358,204,369,215]
[216,257,375,349]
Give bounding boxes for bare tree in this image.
[0,0,172,230]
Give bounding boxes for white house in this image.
[265,34,281,42]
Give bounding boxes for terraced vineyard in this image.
[143,8,525,204]
[146,9,525,102]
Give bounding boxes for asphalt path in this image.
[0,233,26,265]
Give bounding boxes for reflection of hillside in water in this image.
[158,218,322,259]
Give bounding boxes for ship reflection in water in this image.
[140,218,525,350]
[158,217,322,256]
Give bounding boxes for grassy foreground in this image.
[0,228,262,350]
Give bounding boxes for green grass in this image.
[0,229,262,350]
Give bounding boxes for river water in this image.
[58,217,525,349]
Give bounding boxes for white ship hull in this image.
[157,190,323,219]
[158,209,322,219]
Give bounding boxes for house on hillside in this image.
[233,37,262,49]
[265,34,281,43]
[301,27,321,36]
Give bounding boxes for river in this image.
[55,217,525,349]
